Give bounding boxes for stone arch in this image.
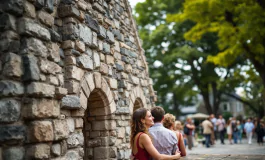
[129,86,147,114]
[79,72,116,159]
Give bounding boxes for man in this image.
[210,114,217,144]
[149,106,179,155]
[216,115,226,144]
[244,118,255,144]
[184,117,195,150]
[202,117,213,148]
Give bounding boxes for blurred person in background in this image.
[237,120,244,144]
[202,117,213,148]
[255,119,265,146]
[163,114,186,157]
[244,118,255,144]
[227,119,233,144]
[174,121,187,148]
[184,118,195,150]
[216,115,226,144]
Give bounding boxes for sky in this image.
[128,0,145,8]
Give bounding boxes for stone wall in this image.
[0,0,156,159]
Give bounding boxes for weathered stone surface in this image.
[115,107,130,115]
[18,18,50,41]
[65,65,84,81]
[98,26,106,39]
[0,125,25,142]
[45,0,54,13]
[61,95,81,109]
[39,59,62,75]
[0,39,20,53]
[78,24,92,45]
[49,29,62,42]
[99,63,109,75]
[27,82,55,97]
[0,80,24,97]
[37,10,54,27]
[27,121,54,142]
[48,43,61,63]
[85,14,99,33]
[64,80,79,94]
[65,150,80,160]
[106,31,115,44]
[62,23,79,40]
[23,98,60,119]
[0,13,16,32]
[75,40,85,53]
[1,0,24,16]
[21,37,48,57]
[92,120,116,130]
[51,144,61,157]
[22,55,40,81]
[67,133,84,148]
[26,144,50,159]
[0,99,21,123]
[77,54,94,70]
[3,147,25,160]
[94,147,110,159]
[55,87,68,99]
[103,42,110,54]
[53,119,69,140]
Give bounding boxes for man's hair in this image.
[151,106,165,122]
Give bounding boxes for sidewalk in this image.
[182,138,265,159]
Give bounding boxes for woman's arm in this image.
[140,134,180,160]
[177,133,186,156]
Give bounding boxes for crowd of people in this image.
[130,106,265,160]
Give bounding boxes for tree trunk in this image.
[201,91,213,114]
[212,82,221,115]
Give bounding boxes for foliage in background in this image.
[134,0,241,115]
[168,0,265,117]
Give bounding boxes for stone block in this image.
[98,26,106,39]
[0,80,24,97]
[47,75,59,85]
[55,87,68,99]
[34,0,45,10]
[93,51,100,68]
[21,37,48,58]
[0,126,25,142]
[39,59,62,75]
[3,147,25,160]
[99,63,109,75]
[1,0,24,16]
[78,24,92,46]
[53,119,69,140]
[106,31,115,44]
[85,73,95,91]
[81,79,90,98]
[37,10,54,27]
[65,56,76,66]
[80,90,87,110]
[45,0,54,13]
[61,95,81,109]
[28,121,54,142]
[115,63,124,72]
[93,72,101,88]
[27,82,55,97]
[75,118,83,128]
[106,55,114,65]
[22,55,40,81]
[67,133,84,148]
[0,39,20,53]
[103,42,110,54]
[66,118,75,133]
[0,99,20,123]
[49,29,62,42]
[0,13,16,32]
[92,32,98,48]
[26,144,50,159]
[58,5,80,18]
[65,65,84,81]
[3,53,23,77]
[75,40,85,53]
[22,98,60,119]
[0,30,19,40]
[48,43,61,63]
[51,144,61,157]
[18,18,50,41]
[114,51,121,60]
[62,23,79,40]
[94,147,110,159]
[92,120,116,131]
[115,107,130,115]
[62,40,75,49]
[107,78,117,89]
[65,150,79,160]
[77,55,94,70]
[85,14,99,33]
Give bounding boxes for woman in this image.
[226,119,232,144]
[130,108,181,160]
[175,121,187,148]
[163,114,186,157]
[255,119,265,146]
[237,120,243,144]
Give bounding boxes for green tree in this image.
[134,0,240,115]
[168,0,265,117]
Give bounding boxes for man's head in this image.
[151,106,165,123]
[210,114,215,119]
[219,115,223,119]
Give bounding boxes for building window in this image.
[223,102,230,111]
[236,102,242,112]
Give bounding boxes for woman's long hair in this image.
[130,108,148,148]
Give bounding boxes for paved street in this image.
[181,138,265,159]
